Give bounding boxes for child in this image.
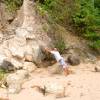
[45,47,70,76]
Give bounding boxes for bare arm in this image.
[45,47,52,53]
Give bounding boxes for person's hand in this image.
[44,47,49,51]
[44,47,51,52]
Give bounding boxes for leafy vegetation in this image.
[73,0,100,49]
[54,38,66,54]
[36,0,100,51]
[36,0,69,52]
[38,0,71,25]
[4,0,23,12]
[51,24,67,54]
[0,69,6,81]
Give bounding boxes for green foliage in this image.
[37,0,69,53]
[54,38,66,54]
[4,0,23,12]
[89,40,100,52]
[51,24,67,54]
[40,0,70,25]
[94,0,100,8]
[0,69,6,81]
[72,0,95,32]
[37,0,100,50]
[36,4,47,17]
[72,0,100,49]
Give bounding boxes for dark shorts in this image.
[59,58,68,68]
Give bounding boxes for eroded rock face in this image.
[16,28,35,38]
[13,0,51,64]
[0,35,47,70]
[0,0,51,70]
[8,36,26,59]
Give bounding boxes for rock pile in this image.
[0,0,51,94]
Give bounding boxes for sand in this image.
[0,62,100,100]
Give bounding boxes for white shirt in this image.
[50,51,62,62]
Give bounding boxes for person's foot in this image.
[63,69,70,76]
[63,69,74,76]
[64,72,70,76]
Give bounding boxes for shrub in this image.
[72,0,100,49]
[39,0,71,25]
[37,0,100,50]
[54,38,66,54]
[0,69,6,81]
[4,0,23,12]
[51,24,67,54]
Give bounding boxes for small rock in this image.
[94,67,100,72]
[23,62,37,73]
[24,54,33,62]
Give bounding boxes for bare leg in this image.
[63,68,70,76]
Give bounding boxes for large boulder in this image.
[0,45,14,71]
[8,35,47,65]
[8,36,26,59]
[44,81,66,98]
[67,55,80,66]
[6,70,29,94]
[24,39,46,65]
[10,58,23,69]
[0,60,15,71]
[6,73,23,93]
